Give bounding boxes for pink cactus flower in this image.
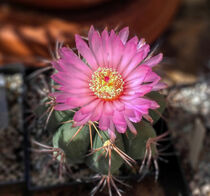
[51,26,166,140]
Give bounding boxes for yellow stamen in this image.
[89,68,124,100]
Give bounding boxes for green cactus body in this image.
[35,102,74,132]
[48,110,74,132]
[49,93,165,176]
[86,131,125,175]
[125,120,157,160]
[52,122,90,164]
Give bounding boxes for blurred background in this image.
[0,0,209,195]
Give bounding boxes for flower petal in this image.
[113,111,126,126]
[117,38,138,74]
[88,25,95,42]
[138,44,150,59]
[125,118,137,135]
[118,27,129,44]
[128,111,142,123]
[104,102,114,115]
[80,99,101,114]
[73,111,91,126]
[144,53,163,67]
[108,127,116,141]
[52,73,88,88]
[99,114,110,130]
[144,72,161,88]
[137,38,146,49]
[152,82,167,91]
[110,32,124,69]
[66,96,96,107]
[124,65,150,86]
[89,30,104,67]
[90,101,104,121]
[112,100,125,111]
[54,103,75,111]
[115,124,127,133]
[59,86,91,95]
[121,51,144,78]
[101,28,110,68]
[75,34,98,70]
[59,47,92,76]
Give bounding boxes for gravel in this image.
[0,73,24,183]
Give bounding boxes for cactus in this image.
[32,26,168,196]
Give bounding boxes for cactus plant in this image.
[33,26,167,196]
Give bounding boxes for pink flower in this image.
[51,26,166,140]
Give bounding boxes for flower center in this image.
[89,68,124,100]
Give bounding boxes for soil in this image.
[0,73,24,184]
[31,177,165,196]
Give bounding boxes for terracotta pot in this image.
[8,0,112,9]
[0,0,180,67]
